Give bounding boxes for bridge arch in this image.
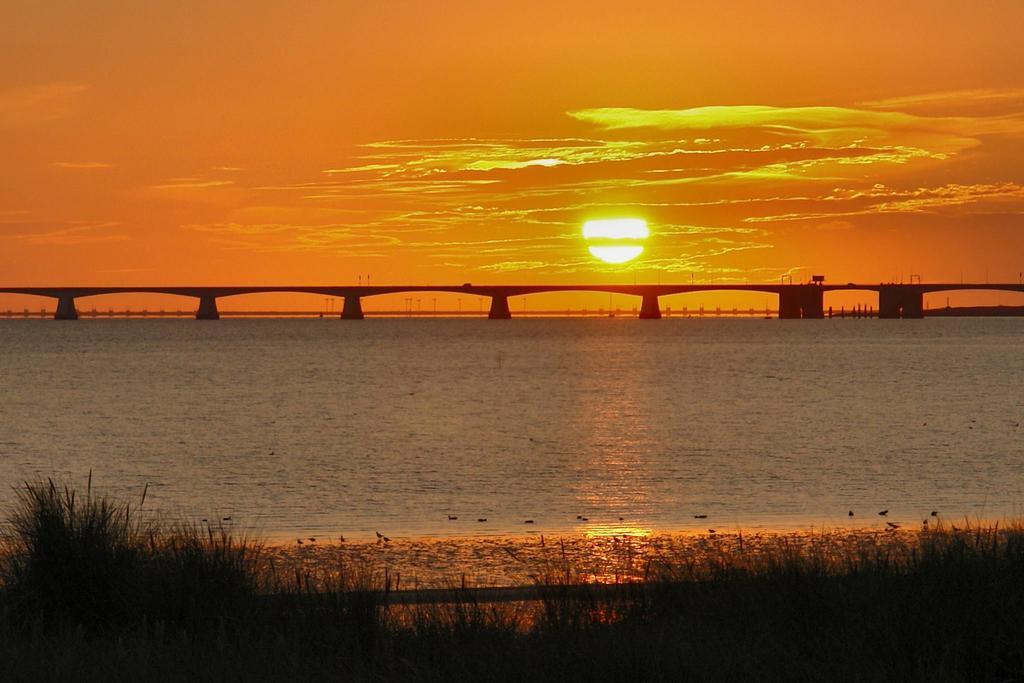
[922,287,1024,315]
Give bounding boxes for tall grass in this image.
[2,477,144,629]
[1,479,1023,681]
[0,478,262,633]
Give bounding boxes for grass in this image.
[1,479,1023,681]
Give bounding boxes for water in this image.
[1,318,1022,541]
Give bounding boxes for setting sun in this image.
[583,218,649,264]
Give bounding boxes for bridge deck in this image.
[2,283,1022,299]
[1,283,1021,320]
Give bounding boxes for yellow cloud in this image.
[744,183,1024,223]
[861,88,1024,111]
[567,105,1024,152]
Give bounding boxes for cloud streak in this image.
[0,83,89,127]
[52,161,112,169]
[0,222,127,245]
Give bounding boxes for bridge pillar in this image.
[778,290,802,319]
[801,286,825,319]
[879,288,923,319]
[638,293,661,319]
[901,291,924,319]
[878,289,900,319]
[778,286,824,319]
[195,295,220,320]
[341,296,364,320]
[54,295,78,320]
[488,295,511,319]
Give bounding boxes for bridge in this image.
[1,282,1022,320]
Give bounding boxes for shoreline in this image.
[259,521,994,590]
[256,517,981,544]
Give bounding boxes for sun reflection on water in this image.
[582,524,652,539]
[569,344,654,535]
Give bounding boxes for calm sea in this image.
[1,318,1022,540]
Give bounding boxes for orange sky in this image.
[2,1,1023,311]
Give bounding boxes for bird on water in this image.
[878,510,888,516]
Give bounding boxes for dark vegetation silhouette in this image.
[1,479,1023,681]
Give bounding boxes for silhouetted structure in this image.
[2,281,1022,320]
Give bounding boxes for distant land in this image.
[924,305,1024,317]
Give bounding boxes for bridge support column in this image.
[879,288,923,319]
[341,296,364,320]
[638,293,661,319]
[801,286,824,319]
[778,290,802,319]
[195,295,220,320]
[901,292,924,319]
[54,295,78,320]
[778,286,824,319]
[878,289,900,319]
[488,295,511,319]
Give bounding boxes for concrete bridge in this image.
[1,282,1022,320]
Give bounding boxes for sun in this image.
[582,218,649,264]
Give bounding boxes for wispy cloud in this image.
[860,88,1024,112]
[52,161,112,169]
[568,105,1024,151]
[150,179,235,190]
[744,182,1024,223]
[0,222,127,245]
[0,82,89,127]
